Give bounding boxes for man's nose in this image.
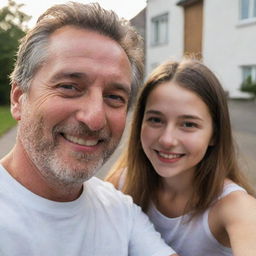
[75,91,107,132]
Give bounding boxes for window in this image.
[241,66,256,94]
[240,0,256,20]
[241,66,256,86]
[151,13,169,45]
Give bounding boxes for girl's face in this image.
[140,81,213,181]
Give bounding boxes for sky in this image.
[0,0,147,27]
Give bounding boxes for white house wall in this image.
[146,0,256,97]
[146,0,184,76]
[203,0,256,97]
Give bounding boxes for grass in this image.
[0,106,16,137]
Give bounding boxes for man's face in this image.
[16,26,132,184]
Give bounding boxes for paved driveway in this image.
[0,100,255,185]
[228,100,256,186]
[0,125,17,159]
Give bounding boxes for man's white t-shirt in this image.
[0,164,175,256]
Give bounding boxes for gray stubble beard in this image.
[18,115,118,187]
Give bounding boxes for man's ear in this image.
[10,83,25,121]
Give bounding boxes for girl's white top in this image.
[147,183,246,256]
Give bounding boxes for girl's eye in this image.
[147,117,162,124]
[182,121,198,128]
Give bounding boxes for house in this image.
[130,7,146,41]
[145,0,256,98]
[130,7,146,66]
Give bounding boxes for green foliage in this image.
[0,105,16,136]
[0,0,31,105]
[240,75,256,97]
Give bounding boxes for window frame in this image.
[239,0,256,20]
[150,13,169,46]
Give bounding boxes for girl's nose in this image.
[158,126,178,148]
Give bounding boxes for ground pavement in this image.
[228,100,256,186]
[0,100,255,185]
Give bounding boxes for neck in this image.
[161,168,195,196]
[154,170,195,217]
[0,144,83,202]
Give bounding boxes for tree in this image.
[0,0,30,105]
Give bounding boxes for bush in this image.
[240,76,256,97]
[0,106,16,136]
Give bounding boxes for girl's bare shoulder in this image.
[213,189,256,226]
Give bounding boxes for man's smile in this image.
[61,133,104,147]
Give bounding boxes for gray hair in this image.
[10,1,144,105]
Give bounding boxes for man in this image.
[0,2,178,255]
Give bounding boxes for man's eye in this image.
[56,84,82,97]
[107,94,125,102]
[59,84,77,90]
[104,94,127,107]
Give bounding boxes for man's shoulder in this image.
[85,177,133,204]
[86,176,118,191]
[83,177,139,222]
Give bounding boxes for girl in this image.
[106,59,256,255]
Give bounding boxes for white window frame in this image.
[239,0,256,20]
[151,13,169,46]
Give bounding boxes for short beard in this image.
[18,115,118,186]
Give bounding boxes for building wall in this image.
[203,0,256,97]
[146,0,256,98]
[146,0,184,76]
[130,8,146,40]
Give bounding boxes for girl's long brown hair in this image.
[106,58,255,216]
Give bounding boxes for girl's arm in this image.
[215,191,256,255]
